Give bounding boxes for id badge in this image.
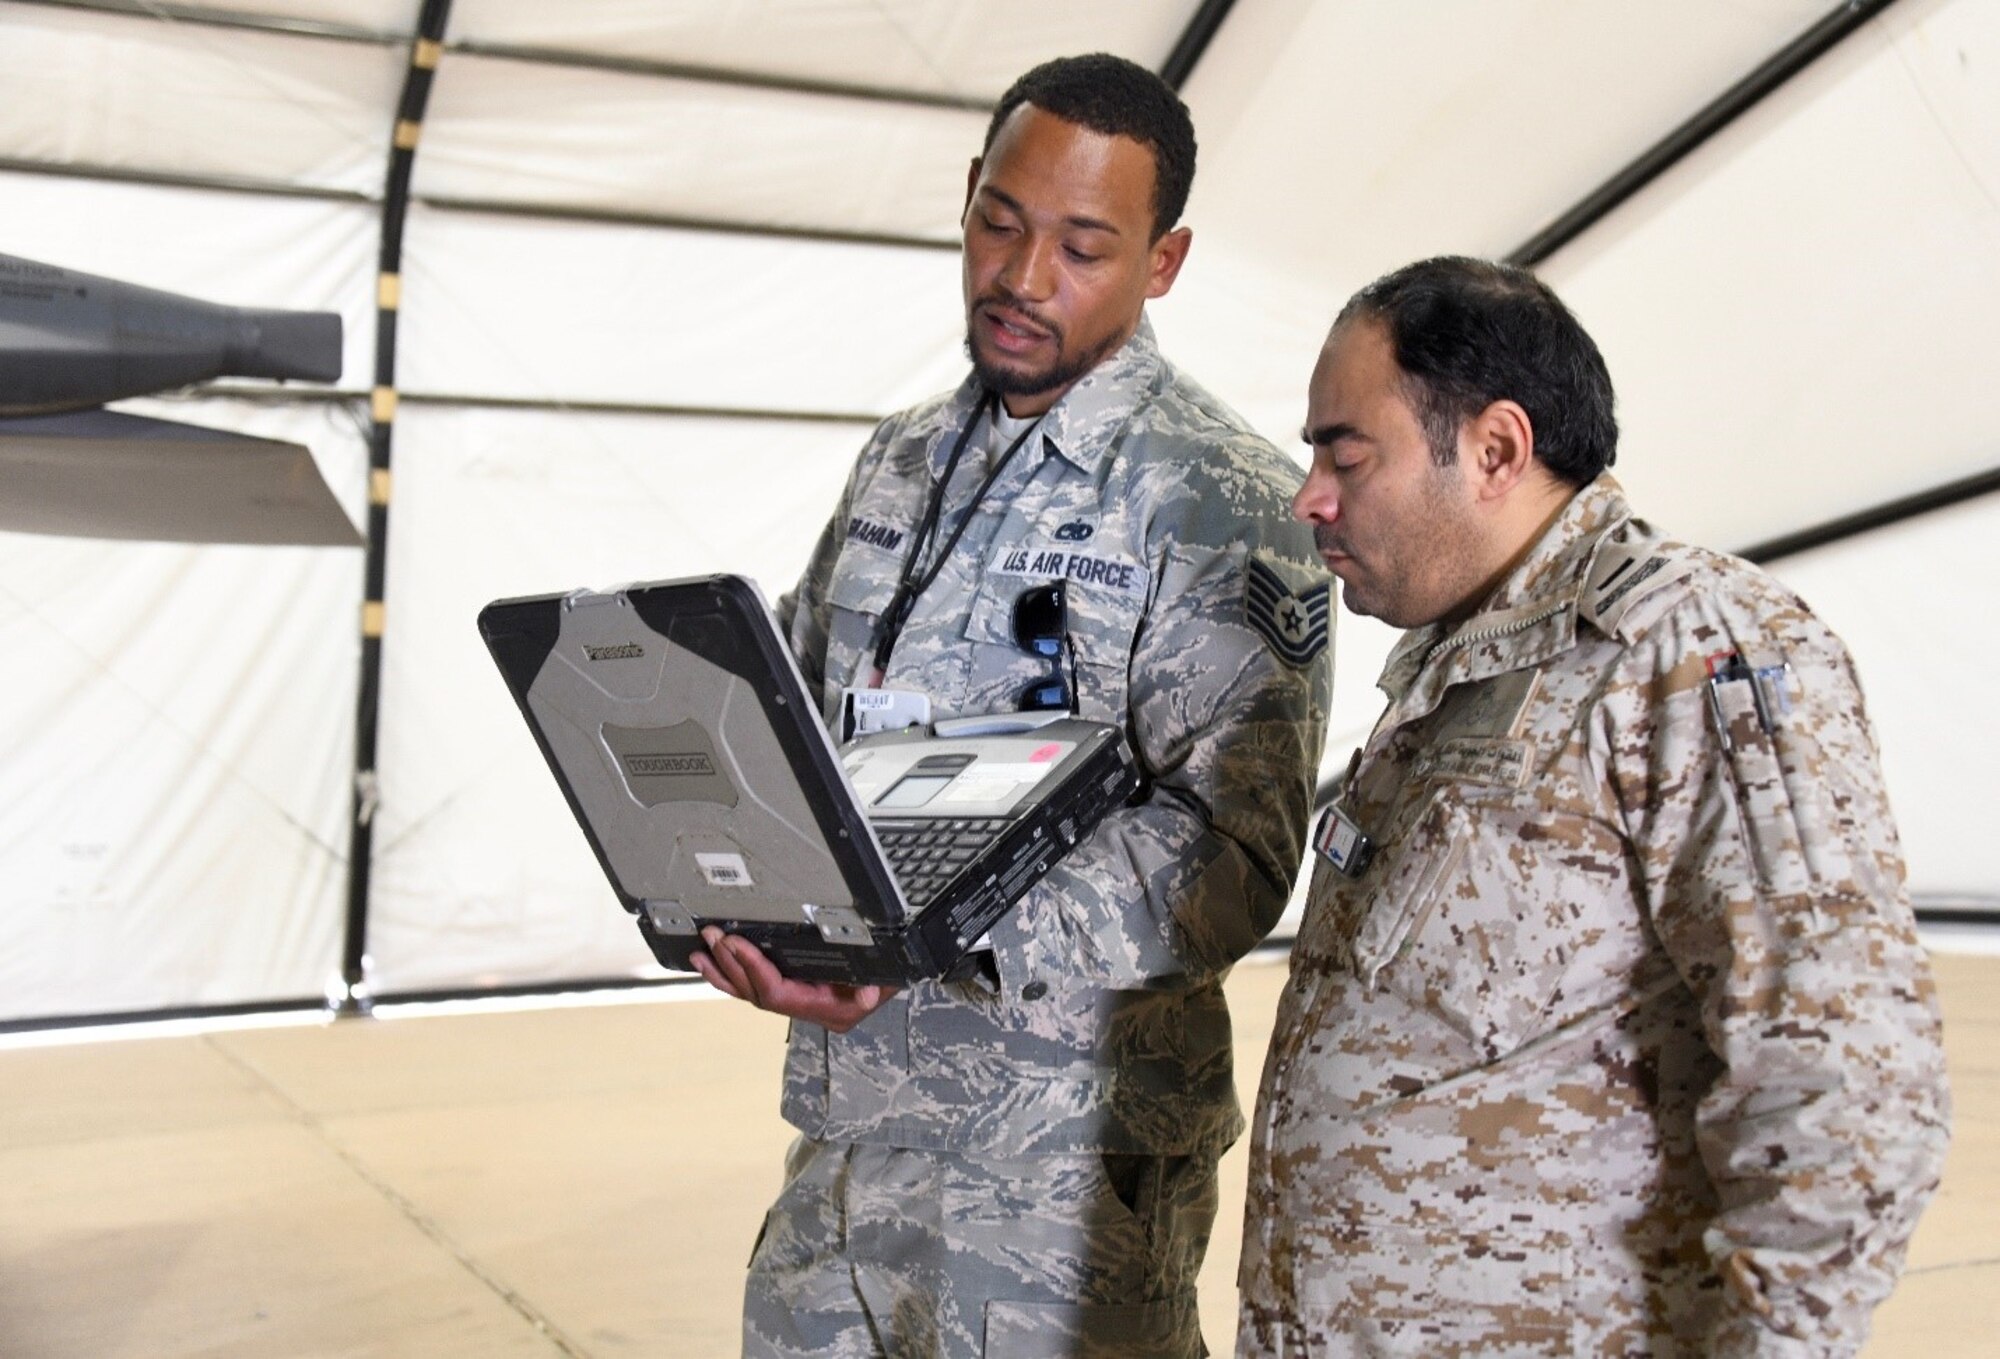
[839,686,932,742]
[1313,804,1376,878]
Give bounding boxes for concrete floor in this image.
[1,947,1994,1358]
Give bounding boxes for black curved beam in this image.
[1739,464,2000,564]
[1507,0,1903,268]
[340,0,453,1015]
[1160,0,1239,91]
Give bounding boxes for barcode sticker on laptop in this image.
[696,852,754,887]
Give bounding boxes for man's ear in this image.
[1146,225,1193,299]
[962,157,982,223]
[1465,399,1536,501]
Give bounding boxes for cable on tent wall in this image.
[0,978,697,1037]
[1506,0,1903,268]
[0,996,330,1038]
[416,194,956,253]
[13,897,1995,1035]
[178,383,888,426]
[7,0,404,46]
[0,155,959,253]
[446,39,990,112]
[0,153,375,204]
[340,0,454,1016]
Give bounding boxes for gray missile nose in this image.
[227,310,344,384]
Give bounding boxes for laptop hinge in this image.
[804,904,874,947]
[641,899,698,935]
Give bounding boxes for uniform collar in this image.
[1378,474,1634,706]
[925,315,1165,482]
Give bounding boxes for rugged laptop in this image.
[478,573,1139,985]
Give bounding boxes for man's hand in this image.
[689,927,898,1034]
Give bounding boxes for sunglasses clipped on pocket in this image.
[1011,581,1078,713]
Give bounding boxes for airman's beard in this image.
[962,324,1122,402]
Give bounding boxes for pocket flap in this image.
[826,558,895,617]
[1349,793,1470,985]
[982,1294,1198,1357]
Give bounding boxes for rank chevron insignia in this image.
[1245,556,1331,666]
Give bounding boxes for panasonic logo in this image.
[626,753,717,777]
[584,643,644,661]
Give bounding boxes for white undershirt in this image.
[981,403,1041,470]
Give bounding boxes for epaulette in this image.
[1578,521,1698,642]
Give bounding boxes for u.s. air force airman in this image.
[1237,255,1950,1357]
[691,55,1331,1358]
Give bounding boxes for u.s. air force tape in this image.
[1246,556,1330,666]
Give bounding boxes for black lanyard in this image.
[870,393,1043,674]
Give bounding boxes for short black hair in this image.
[982,53,1196,241]
[1338,256,1618,486]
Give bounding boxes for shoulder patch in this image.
[1246,555,1331,666]
[1580,534,1691,640]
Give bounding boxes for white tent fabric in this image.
[1767,501,1998,900]
[397,206,965,412]
[442,0,1207,98]
[416,56,987,237]
[0,5,401,193]
[1543,0,2000,545]
[1,0,1994,1022]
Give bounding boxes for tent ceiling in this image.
[1161,0,1839,446]
[5,0,1998,1021]
[1544,0,2000,550]
[15,0,1988,497]
[414,53,987,240]
[0,4,402,194]
[15,0,1212,98]
[15,0,1983,507]
[445,0,1206,102]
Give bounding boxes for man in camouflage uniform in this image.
[1237,255,1951,1357]
[692,55,1331,1357]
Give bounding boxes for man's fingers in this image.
[854,985,895,1011]
[688,949,744,1001]
[726,939,770,1009]
[696,927,769,1005]
[692,933,899,1031]
[724,935,790,1006]
[700,928,753,993]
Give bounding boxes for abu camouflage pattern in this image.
[1239,476,1950,1357]
[774,319,1332,1158]
[745,1139,1216,1358]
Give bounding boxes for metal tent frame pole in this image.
[1506,0,1902,267]
[337,0,455,1015]
[1161,0,1239,91]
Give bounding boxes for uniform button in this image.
[1021,980,1048,1001]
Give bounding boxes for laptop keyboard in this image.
[873,817,1012,906]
